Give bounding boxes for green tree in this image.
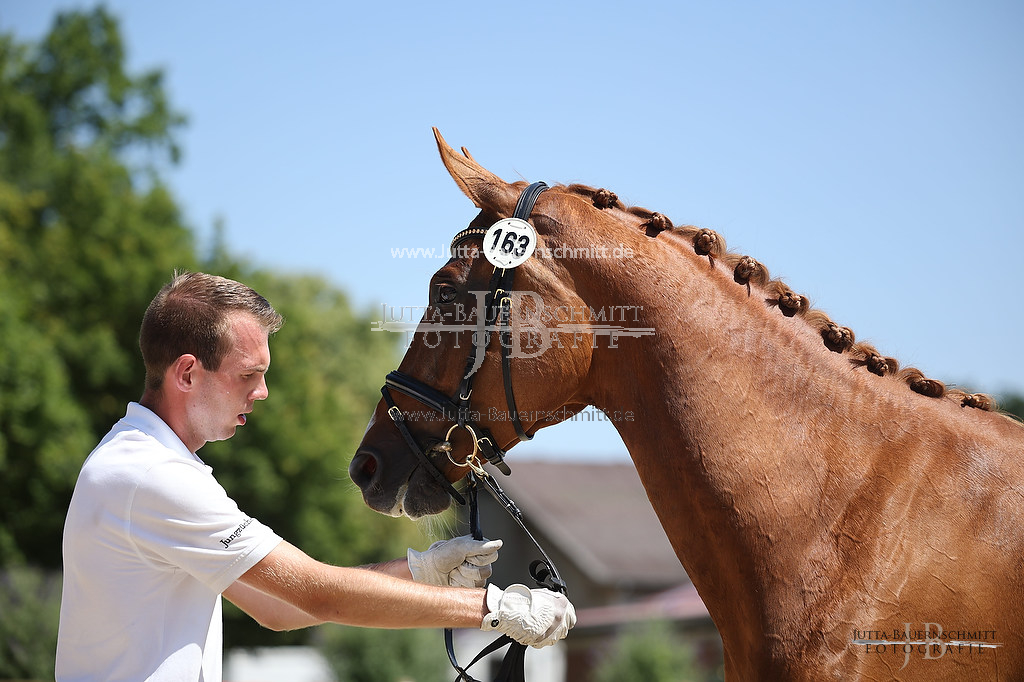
[0,6,431,671]
[0,3,419,575]
[1001,393,1024,422]
[317,625,451,682]
[595,620,702,682]
[0,568,61,680]
[0,6,195,568]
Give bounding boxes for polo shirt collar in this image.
[123,402,204,464]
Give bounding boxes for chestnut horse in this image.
[351,129,1024,680]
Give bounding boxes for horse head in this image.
[350,129,618,518]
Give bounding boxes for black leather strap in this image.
[513,182,549,221]
[497,181,548,443]
[446,630,520,682]
[381,384,466,506]
[498,288,531,443]
[386,371,463,420]
[477,474,566,595]
[386,369,512,477]
[443,474,565,682]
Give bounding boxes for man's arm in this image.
[224,551,414,631]
[358,556,414,580]
[229,540,486,631]
[224,578,322,632]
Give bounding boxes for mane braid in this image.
[562,183,1003,414]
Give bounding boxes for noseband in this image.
[380,181,549,504]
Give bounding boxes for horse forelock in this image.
[543,182,1015,421]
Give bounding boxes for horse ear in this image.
[433,127,519,214]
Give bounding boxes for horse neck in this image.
[576,239,877,451]
[534,213,1024,677]
[565,233,932,629]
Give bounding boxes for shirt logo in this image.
[220,517,254,548]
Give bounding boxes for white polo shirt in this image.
[56,402,283,682]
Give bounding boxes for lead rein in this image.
[442,471,567,682]
[468,471,567,596]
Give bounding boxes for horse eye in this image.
[436,285,458,304]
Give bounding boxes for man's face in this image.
[188,311,271,447]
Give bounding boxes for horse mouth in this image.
[400,481,453,519]
[349,447,454,519]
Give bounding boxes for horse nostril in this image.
[349,451,379,489]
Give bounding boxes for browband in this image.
[450,227,487,256]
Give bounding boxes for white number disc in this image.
[482,218,537,269]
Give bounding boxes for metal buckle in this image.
[444,423,487,476]
[387,405,402,422]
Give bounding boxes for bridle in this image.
[377,182,566,681]
[380,181,550,504]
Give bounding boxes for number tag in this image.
[482,218,537,269]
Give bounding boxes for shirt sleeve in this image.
[128,460,283,594]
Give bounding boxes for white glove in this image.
[407,535,502,588]
[481,584,576,648]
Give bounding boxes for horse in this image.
[350,128,1024,680]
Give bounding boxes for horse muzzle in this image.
[349,445,455,518]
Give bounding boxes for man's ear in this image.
[170,354,199,392]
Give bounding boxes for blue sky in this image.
[3,1,1022,461]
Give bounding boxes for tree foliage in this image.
[1001,394,1024,422]
[317,624,451,682]
[594,621,703,682]
[0,7,196,567]
[0,568,62,680]
[0,6,425,662]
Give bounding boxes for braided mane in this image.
[564,183,1000,413]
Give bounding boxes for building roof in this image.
[575,582,711,629]
[491,459,687,589]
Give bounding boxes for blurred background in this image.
[1,2,1021,680]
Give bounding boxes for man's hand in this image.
[407,536,502,588]
[480,584,576,648]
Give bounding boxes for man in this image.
[56,271,574,681]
